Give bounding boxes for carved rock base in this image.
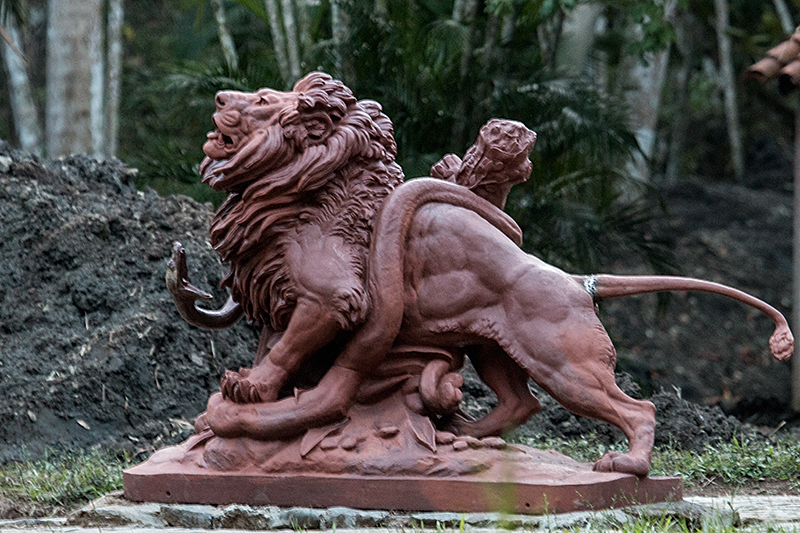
[123,396,680,514]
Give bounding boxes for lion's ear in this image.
[301,112,334,144]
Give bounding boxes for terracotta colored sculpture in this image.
[130,72,792,511]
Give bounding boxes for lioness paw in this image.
[593,451,650,477]
[331,287,368,329]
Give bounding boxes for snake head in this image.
[165,241,213,302]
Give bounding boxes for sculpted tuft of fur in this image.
[207,73,404,330]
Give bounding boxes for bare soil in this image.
[0,142,259,462]
[0,142,793,463]
[603,177,794,428]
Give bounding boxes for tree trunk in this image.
[280,0,301,82]
[537,8,565,73]
[772,0,795,35]
[555,3,603,76]
[90,4,105,158]
[625,0,677,181]
[295,0,312,52]
[46,0,105,158]
[793,95,800,412]
[665,10,696,183]
[105,0,124,158]
[374,0,387,21]
[450,0,477,149]
[264,0,290,85]
[211,0,239,71]
[331,0,353,82]
[1,17,42,155]
[713,0,744,181]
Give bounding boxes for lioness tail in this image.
[576,274,793,362]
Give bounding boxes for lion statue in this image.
[168,72,793,477]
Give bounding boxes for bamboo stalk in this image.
[714,0,745,181]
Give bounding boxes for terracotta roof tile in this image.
[746,28,800,94]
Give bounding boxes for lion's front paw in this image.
[205,392,241,438]
[332,287,368,328]
[221,369,280,404]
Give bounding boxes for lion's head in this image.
[200,72,398,196]
[202,73,404,330]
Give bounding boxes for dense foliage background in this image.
[4,0,797,274]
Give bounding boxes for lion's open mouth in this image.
[204,116,242,162]
[214,118,236,147]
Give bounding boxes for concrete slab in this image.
[3,493,799,532]
[686,495,800,524]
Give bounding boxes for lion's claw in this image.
[221,369,278,404]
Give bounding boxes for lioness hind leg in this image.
[519,317,655,476]
[540,364,655,476]
[446,345,541,438]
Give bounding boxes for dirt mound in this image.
[0,144,787,461]
[601,178,793,426]
[0,142,258,462]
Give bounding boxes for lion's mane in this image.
[208,73,404,331]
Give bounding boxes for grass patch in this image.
[652,437,800,487]
[0,449,131,517]
[517,433,800,488]
[572,513,780,533]
[2,436,800,521]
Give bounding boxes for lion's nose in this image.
[215,92,232,108]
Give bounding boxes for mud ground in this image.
[0,142,792,462]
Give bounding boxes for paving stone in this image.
[539,509,631,529]
[276,507,327,529]
[159,504,224,528]
[0,517,66,529]
[44,494,800,532]
[323,507,389,528]
[66,503,165,528]
[686,495,800,524]
[214,504,281,530]
[625,500,739,526]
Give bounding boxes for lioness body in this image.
[400,203,655,474]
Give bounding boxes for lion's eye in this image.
[258,96,268,105]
